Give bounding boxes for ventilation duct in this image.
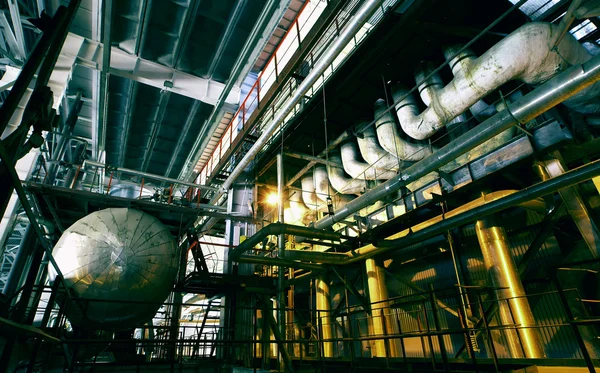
[393,22,598,141]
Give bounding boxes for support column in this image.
[475,216,544,358]
[365,258,399,357]
[315,275,333,357]
[276,153,286,365]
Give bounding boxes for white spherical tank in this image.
[49,208,178,329]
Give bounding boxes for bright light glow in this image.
[266,192,279,206]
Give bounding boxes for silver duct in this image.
[393,22,596,141]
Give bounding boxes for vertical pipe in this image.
[315,275,333,357]
[2,224,36,298]
[365,259,399,357]
[276,153,286,366]
[475,216,544,358]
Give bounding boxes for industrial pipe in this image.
[314,166,352,207]
[314,51,600,230]
[341,140,396,180]
[229,222,341,260]
[373,99,433,161]
[83,160,219,193]
[221,0,388,191]
[392,22,596,141]
[356,122,401,174]
[327,154,366,195]
[365,259,400,357]
[475,216,545,358]
[316,276,334,357]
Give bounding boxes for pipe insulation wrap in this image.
[314,50,600,230]
[393,22,597,141]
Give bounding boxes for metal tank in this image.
[49,208,178,330]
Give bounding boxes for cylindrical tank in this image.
[49,208,178,330]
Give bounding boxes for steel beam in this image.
[179,0,293,181]
[141,90,171,172]
[164,100,201,178]
[63,33,241,105]
[6,0,25,59]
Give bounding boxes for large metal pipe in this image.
[373,99,433,162]
[221,0,387,191]
[2,225,36,299]
[536,157,600,257]
[83,160,219,192]
[315,275,333,357]
[341,140,396,180]
[393,22,596,141]
[314,166,352,207]
[314,52,600,230]
[327,154,366,195]
[475,216,545,358]
[276,153,286,362]
[229,222,341,260]
[356,120,400,174]
[365,258,400,357]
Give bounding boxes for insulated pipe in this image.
[341,140,395,180]
[365,259,400,357]
[301,175,326,212]
[287,190,548,265]
[415,62,444,107]
[221,0,387,192]
[374,99,433,161]
[314,166,352,208]
[314,52,600,230]
[356,123,401,173]
[393,22,593,141]
[315,276,333,357]
[327,154,366,195]
[476,216,545,358]
[444,46,496,121]
[2,225,36,299]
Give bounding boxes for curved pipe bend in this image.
[374,99,433,161]
[394,22,592,140]
[341,140,396,180]
[314,166,353,209]
[356,121,402,173]
[327,154,367,195]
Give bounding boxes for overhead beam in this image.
[61,33,241,105]
[178,0,293,181]
[141,90,171,172]
[164,100,201,178]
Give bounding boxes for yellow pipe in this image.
[365,259,400,357]
[316,276,334,357]
[476,216,545,358]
